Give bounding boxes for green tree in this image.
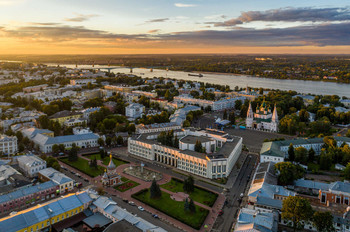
[223,109,227,120]
[235,100,242,110]
[183,120,191,127]
[58,144,65,152]
[183,176,195,193]
[295,147,308,164]
[344,163,350,180]
[319,152,333,170]
[189,198,196,213]
[174,135,179,148]
[98,138,105,147]
[184,198,190,211]
[150,179,161,199]
[312,211,335,232]
[282,196,313,232]
[105,137,112,146]
[68,143,78,162]
[275,162,304,185]
[117,136,124,145]
[288,144,295,161]
[308,148,315,162]
[52,144,60,154]
[229,112,236,124]
[194,140,203,153]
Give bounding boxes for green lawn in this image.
[86,154,128,167]
[133,189,209,229]
[161,178,218,207]
[60,157,104,177]
[115,178,140,192]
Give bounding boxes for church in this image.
[101,153,121,187]
[246,100,279,132]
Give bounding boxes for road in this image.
[212,154,258,232]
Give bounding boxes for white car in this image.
[138,206,145,211]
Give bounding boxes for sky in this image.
[0,0,350,54]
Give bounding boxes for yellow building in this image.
[0,191,92,232]
[48,110,83,125]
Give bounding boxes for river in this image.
[48,64,350,98]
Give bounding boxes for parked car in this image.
[128,201,135,206]
[138,206,144,211]
[218,210,224,216]
[152,214,159,218]
[122,198,128,203]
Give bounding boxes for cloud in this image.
[148,29,160,34]
[174,3,196,8]
[64,14,99,22]
[145,18,169,23]
[214,7,350,27]
[28,22,61,26]
[1,22,350,48]
[205,15,227,20]
[0,0,24,6]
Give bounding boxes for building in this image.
[38,167,74,194]
[260,137,350,163]
[125,103,145,119]
[81,107,101,119]
[169,105,201,125]
[136,122,182,134]
[0,134,18,155]
[101,154,121,187]
[23,84,48,93]
[31,133,100,153]
[319,181,350,206]
[246,101,279,132]
[0,191,92,232]
[128,128,242,179]
[48,110,83,125]
[132,90,157,98]
[234,208,278,232]
[92,196,166,232]
[17,155,47,177]
[21,127,54,139]
[293,95,315,106]
[0,181,59,215]
[64,118,87,127]
[70,79,96,86]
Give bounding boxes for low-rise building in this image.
[17,155,47,177]
[136,122,182,134]
[48,110,83,125]
[38,167,74,193]
[0,191,92,232]
[0,181,59,215]
[0,134,18,155]
[32,133,100,153]
[70,79,96,86]
[125,103,145,119]
[234,208,278,232]
[64,117,87,127]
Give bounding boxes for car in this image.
[218,210,224,216]
[138,206,144,211]
[128,201,135,206]
[240,193,244,198]
[122,198,128,203]
[152,214,159,218]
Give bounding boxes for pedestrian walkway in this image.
[61,155,225,232]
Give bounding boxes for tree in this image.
[68,144,78,162]
[105,137,112,146]
[90,158,98,169]
[184,198,190,211]
[194,140,203,153]
[223,109,228,120]
[295,147,308,164]
[150,179,161,199]
[98,138,105,147]
[189,198,196,213]
[183,176,195,193]
[52,144,60,154]
[183,120,191,127]
[117,136,124,145]
[174,135,179,148]
[58,144,65,152]
[319,152,332,170]
[235,100,242,110]
[282,196,313,232]
[275,162,304,185]
[229,112,236,124]
[288,144,295,161]
[308,148,315,162]
[312,211,335,232]
[344,163,350,180]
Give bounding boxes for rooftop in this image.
[39,167,73,185]
[48,110,83,119]
[180,135,213,144]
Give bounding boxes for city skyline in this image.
[0,0,349,54]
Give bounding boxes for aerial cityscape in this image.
[0,1,350,232]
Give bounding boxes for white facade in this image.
[246,101,278,132]
[136,122,182,134]
[18,155,47,177]
[125,103,145,119]
[39,167,74,193]
[0,134,18,155]
[70,79,96,85]
[128,129,242,179]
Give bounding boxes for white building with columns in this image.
[0,134,18,155]
[128,128,242,179]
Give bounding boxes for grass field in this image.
[86,153,128,167]
[160,178,218,207]
[133,189,209,229]
[60,157,104,177]
[115,178,140,192]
